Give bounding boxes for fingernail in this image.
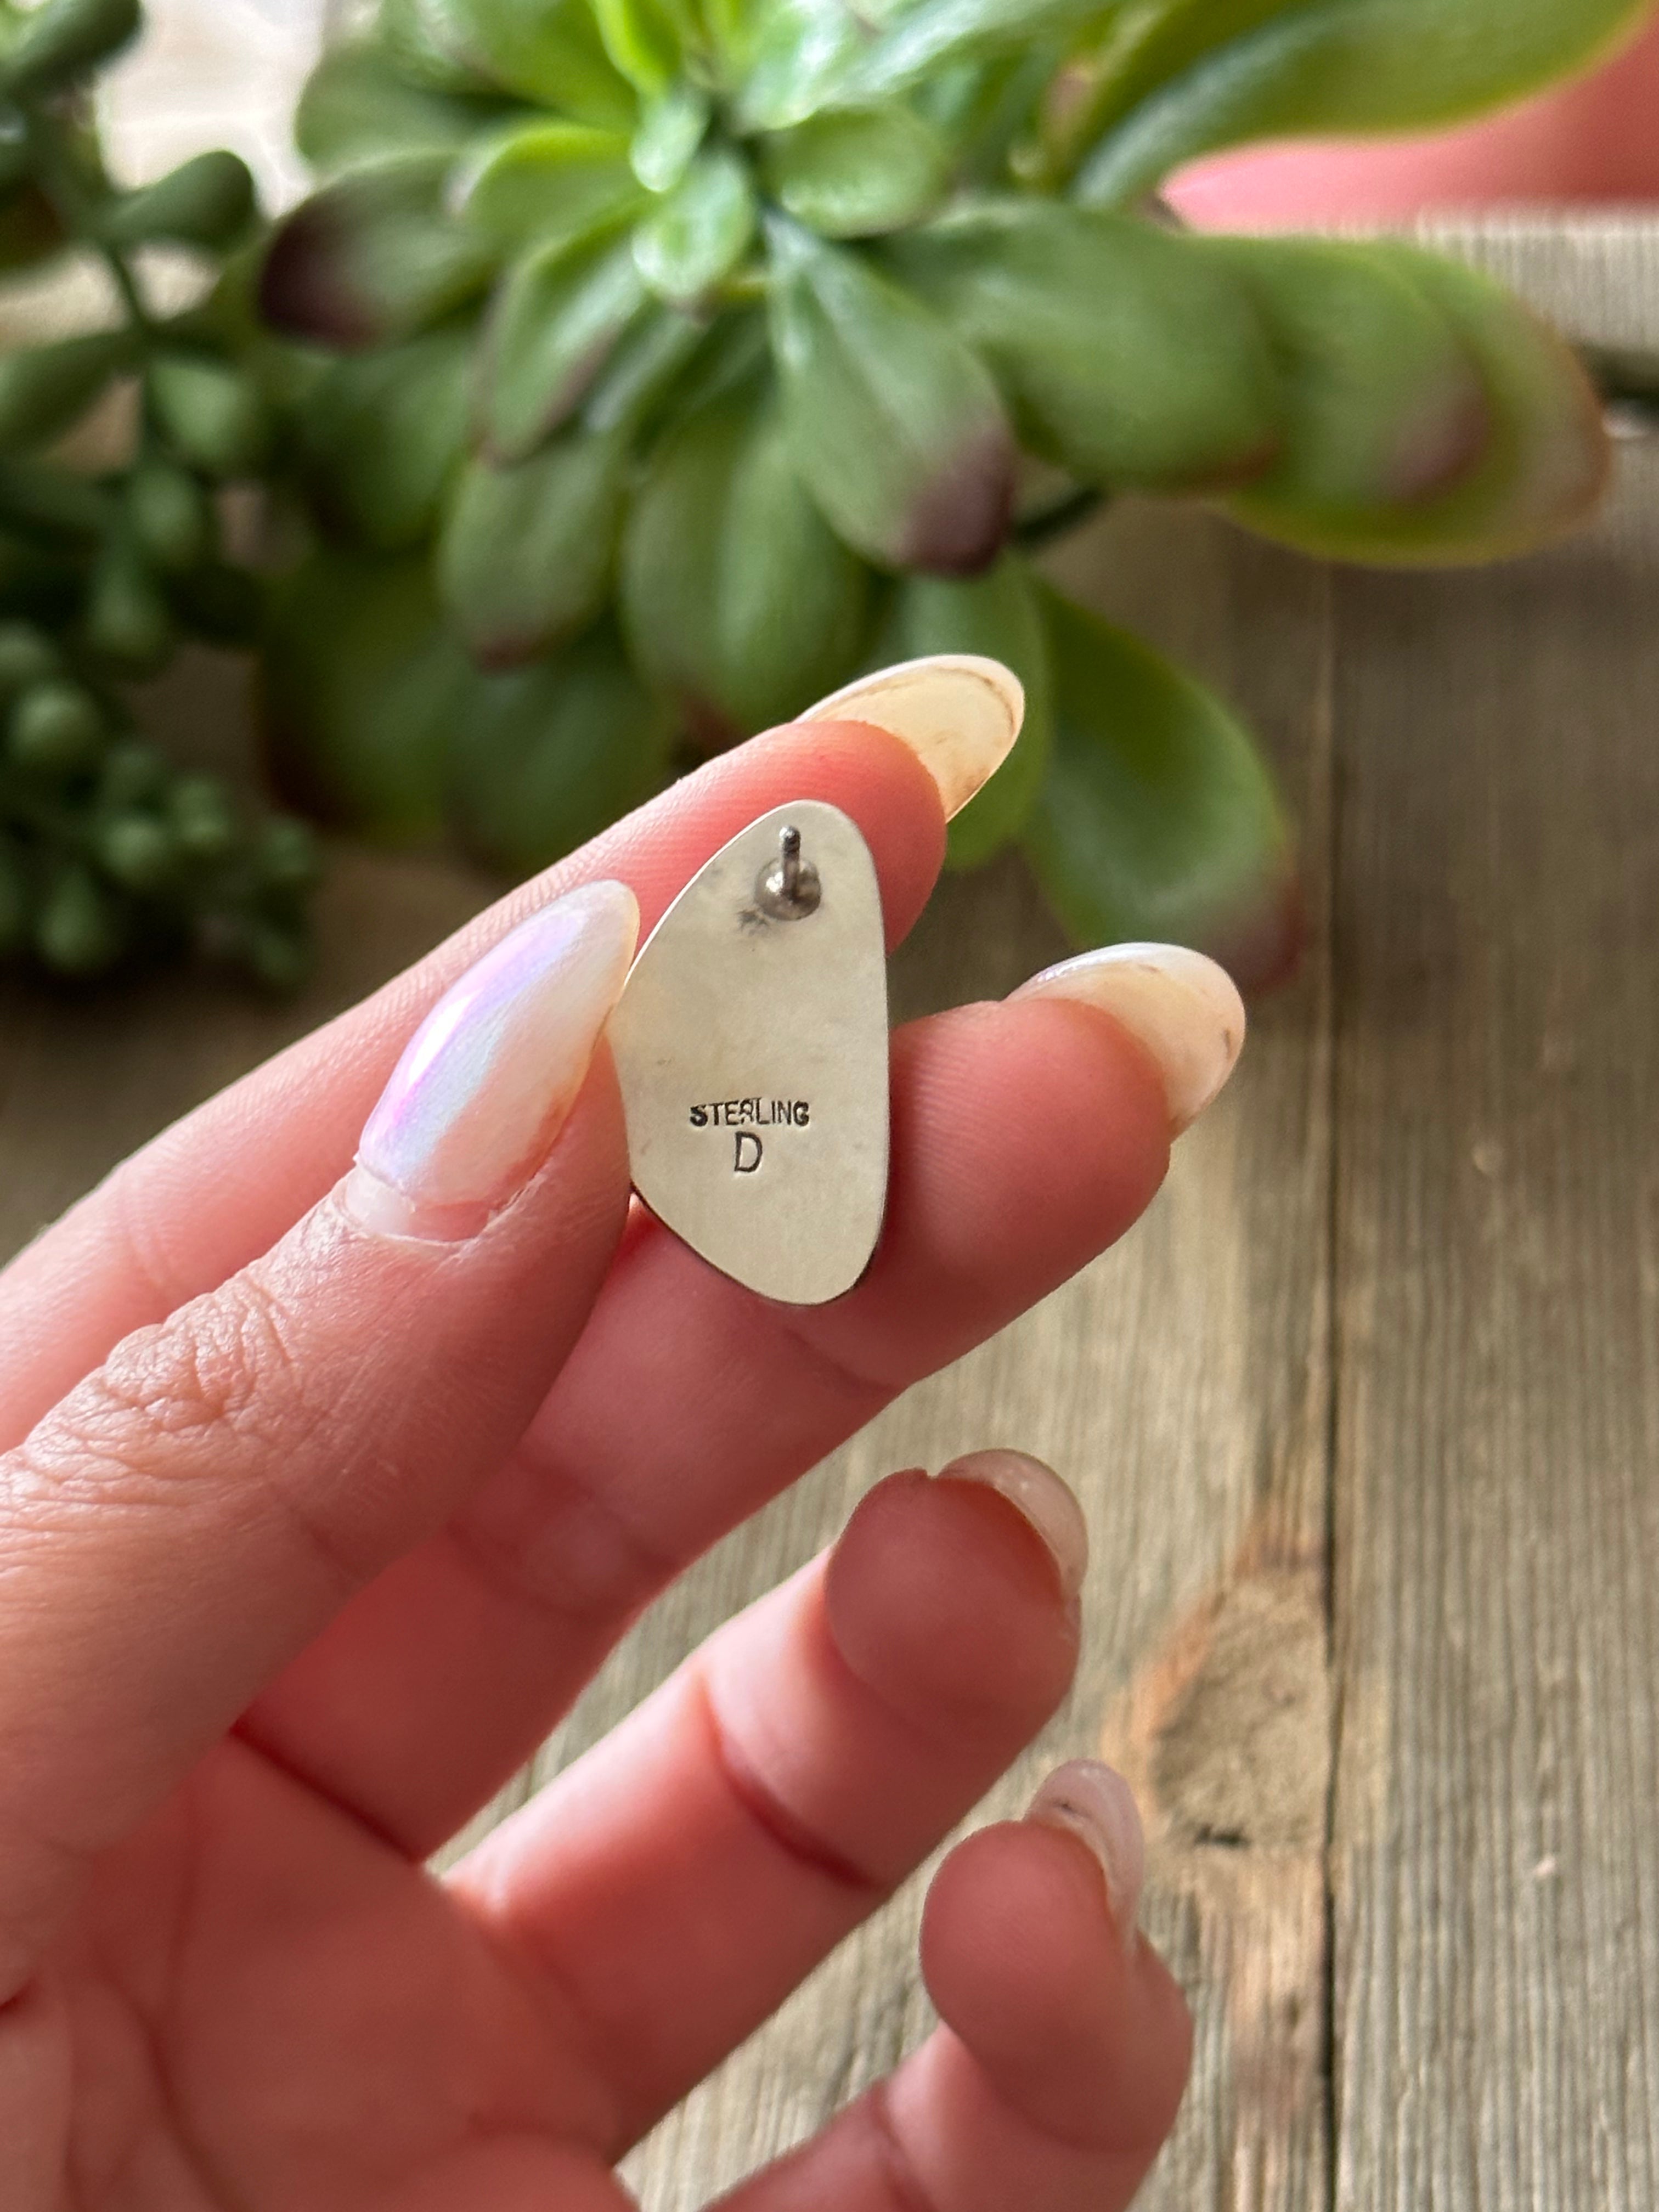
[799,654,1023,821]
[1013,943,1246,1134]
[936,1448,1088,1603]
[1027,1760,1145,1949]
[344,881,639,1241]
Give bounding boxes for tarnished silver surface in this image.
[609,800,889,1306]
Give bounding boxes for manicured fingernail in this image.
[799,654,1023,820]
[344,881,639,1241]
[937,1448,1088,1603]
[1027,1759,1145,1949]
[1013,942,1246,1134]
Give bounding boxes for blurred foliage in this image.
[0,0,320,988]
[253,0,1622,986]
[4,0,1639,992]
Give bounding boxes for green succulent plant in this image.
[0,0,323,987]
[258,0,1634,984]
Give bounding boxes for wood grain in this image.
[2,223,1658,2210]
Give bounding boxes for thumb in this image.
[0,882,637,1994]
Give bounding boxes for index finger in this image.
[0,662,1016,1441]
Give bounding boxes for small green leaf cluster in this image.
[0,613,320,984]
[0,0,317,987]
[261,0,1629,977]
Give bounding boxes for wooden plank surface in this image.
[1,225,1657,2210]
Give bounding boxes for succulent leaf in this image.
[0,329,133,456]
[833,0,1106,105]
[731,0,865,129]
[101,151,257,251]
[295,39,514,172]
[594,0,687,96]
[147,353,270,479]
[629,81,710,189]
[882,551,1052,868]
[297,324,473,550]
[620,391,870,744]
[1063,0,1654,205]
[450,619,674,871]
[479,224,647,459]
[259,152,498,348]
[453,120,641,251]
[379,0,501,90]
[891,200,1279,490]
[1217,239,1610,562]
[261,546,470,840]
[1023,581,1297,989]
[766,219,1017,574]
[427,0,640,121]
[0,0,139,98]
[82,539,174,674]
[632,144,756,304]
[761,105,948,238]
[579,300,707,434]
[1203,236,1489,529]
[438,426,626,663]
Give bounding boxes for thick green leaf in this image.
[633,146,756,304]
[438,428,626,663]
[1023,582,1297,987]
[882,553,1052,867]
[0,0,138,97]
[891,201,1278,489]
[479,227,647,459]
[1212,238,1608,561]
[296,324,472,550]
[453,120,641,251]
[1203,236,1486,532]
[294,39,511,172]
[767,221,1017,574]
[1065,0,1652,205]
[450,620,675,871]
[430,0,639,122]
[621,393,870,746]
[732,0,865,129]
[832,0,1103,104]
[0,330,133,456]
[147,354,270,479]
[260,547,470,841]
[101,152,256,251]
[380,0,501,88]
[762,105,948,237]
[125,461,214,572]
[580,301,707,435]
[629,82,710,190]
[594,0,686,95]
[259,154,498,348]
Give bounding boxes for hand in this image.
[0,702,1241,2210]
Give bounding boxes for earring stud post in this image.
[756,823,822,919]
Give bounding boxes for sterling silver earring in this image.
[608,655,1022,1306]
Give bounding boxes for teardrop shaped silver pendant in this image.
[608,800,889,1306]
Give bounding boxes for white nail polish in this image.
[798,654,1024,820]
[938,1449,1087,1602]
[1013,942,1246,1134]
[344,880,639,1242]
[1027,1759,1145,1949]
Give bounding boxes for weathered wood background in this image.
[4,217,1659,2210]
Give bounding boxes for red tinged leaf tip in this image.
[898,421,1020,577]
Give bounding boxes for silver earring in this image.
[608,800,889,1306]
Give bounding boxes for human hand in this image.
[0,692,1242,2210]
